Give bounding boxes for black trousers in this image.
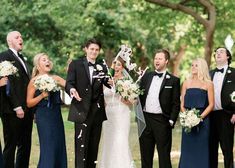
[139,112,172,168]
[74,103,104,168]
[1,112,33,168]
[209,110,234,168]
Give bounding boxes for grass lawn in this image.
[0,107,230,168]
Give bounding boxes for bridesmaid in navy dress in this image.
[0,77,8,167]
[179,58,214,168]
[27,53,67,168]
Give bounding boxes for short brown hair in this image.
[155,49,170,60]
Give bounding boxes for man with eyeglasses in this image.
[209,47,235,168]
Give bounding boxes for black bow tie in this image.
[215,68,224,73]
[153,71,163,78]
[88,62,96,67]
[17,52,24,60]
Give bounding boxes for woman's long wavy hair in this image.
[32,53,53,78]
[189,58,211,82]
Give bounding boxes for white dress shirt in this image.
[144,71,166,114]
[213,65,228,110]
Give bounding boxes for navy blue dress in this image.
[35,90,67,168]
[179,88,210,168]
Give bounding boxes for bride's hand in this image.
[121,98,133,106]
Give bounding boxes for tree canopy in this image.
[0,0,234,78]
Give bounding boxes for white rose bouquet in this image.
[115,78,143,103]
[230,91,235,103]
[179,108,202,133]
[33,74,60,92]
[0,61,18,77]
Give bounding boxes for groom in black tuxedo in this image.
[0,31,33,168]
[210,47,235,168]
[139,49,180,168]
[66,38,111,168]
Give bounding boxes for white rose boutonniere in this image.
[166,74,171,79]
[227,69,231,74]
[230,91,235,103]
[96,64,103,71]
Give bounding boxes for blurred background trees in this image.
[0,0,234,79]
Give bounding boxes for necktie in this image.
[153,71,163,78]
[215,68,224,73]
[88,62,96,68]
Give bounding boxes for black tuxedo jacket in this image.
[211,67,235,114]
[139,71,180,123]
[0,49,30,114]
[65,57,109,123]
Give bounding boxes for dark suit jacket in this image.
[0,49,30,114]
[139,71,180,123]
[65,57,109,123]
[211,67,235,114]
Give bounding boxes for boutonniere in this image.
[96,64,103,71]
[227,69,231,74]
[166,74,171,79]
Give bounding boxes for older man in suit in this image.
[139,49,180,168]
[210,47,235,168]
[0,31,33,168]
[66,38,111,168]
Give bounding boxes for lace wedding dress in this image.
[98,88,135,168]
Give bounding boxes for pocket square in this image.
[165,86,172,88]
[227,80,232,83]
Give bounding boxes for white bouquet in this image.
[33,74,60,92]
[230,91,235,102]
[115,78,143,103]
[179,108,202,133]
[0,61,18,77]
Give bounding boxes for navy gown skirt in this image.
[35,91,67,168]
[179,88,210,168]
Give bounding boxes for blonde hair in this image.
[32,53,53,77]
[190,58,211,82]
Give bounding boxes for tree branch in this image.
[145,0,209,27]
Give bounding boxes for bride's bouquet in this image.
[115,78,143,103]
[179,108,202,133]
[33,74,60,92]
[0,61,18,77]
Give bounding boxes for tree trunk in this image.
[169,45,187,77]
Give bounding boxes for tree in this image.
[145,0,216,66]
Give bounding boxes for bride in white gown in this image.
[98,57,143,168]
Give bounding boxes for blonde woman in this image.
[27,53,67,168]
[178,58,214,168]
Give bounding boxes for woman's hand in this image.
[121,98,135,106]
[41,91,49,99]
[0,77,8,87]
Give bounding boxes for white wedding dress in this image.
[98,88,135,168]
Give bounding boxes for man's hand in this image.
[16,108,24,119]
[230,114,235,124]
[70,88,82,101]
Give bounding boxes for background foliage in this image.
[0,0,235,78]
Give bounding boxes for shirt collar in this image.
[9,48,18,57]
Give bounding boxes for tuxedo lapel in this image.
[222,67,231,89]
[145,72,154,94]
[160,72,168,93]
[8,50,30,78]
[211,71,215,80]
[82,58,91,83]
